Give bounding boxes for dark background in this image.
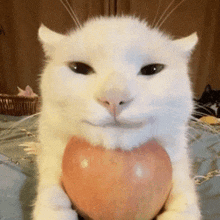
[0,0,219,98]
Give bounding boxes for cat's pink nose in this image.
[98,98,126,117]
[97,90,132,118]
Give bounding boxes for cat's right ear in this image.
[173,32,198,55]
[38,24,66,56]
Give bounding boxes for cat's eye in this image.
[68,62,93,75]
[140,64,165,76]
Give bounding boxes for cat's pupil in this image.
[68,62,93,75]
[140,64,165,76]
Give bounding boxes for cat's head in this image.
[38,16,198,150]
[199,84,220,105]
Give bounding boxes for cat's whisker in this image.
[187,120,220,146]
[193,105,216,116]
[0,112,40,140]
[193,102,209,108]
[152,0,162,28]
[194,103,212,110]
[190,115,220,134]
[187,132,201,144]
[63,0,81,28]
[154,0,175,28]
[156,0,187,29]
[191,111,208,118]
[163,106,220,137]
[160,108,205,144]
[59,0,82,29]
[190,114,208,122]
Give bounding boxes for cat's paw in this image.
[156,210,201,220]
[33,206,78,220]
[33,185,78,220]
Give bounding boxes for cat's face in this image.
[199,85,220,106]
[39,16,197,150]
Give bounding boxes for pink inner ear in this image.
[25,85,33,96]
[17,85,38,97]
[17,87,25,96]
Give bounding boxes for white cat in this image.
[33,16,201,220]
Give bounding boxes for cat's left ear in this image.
[38,24,67,56]
[174,32,198,53]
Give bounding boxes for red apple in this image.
[62,137,172,220]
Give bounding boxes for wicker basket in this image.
[0,94,40,116]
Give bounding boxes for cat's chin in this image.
[78,118,156,150]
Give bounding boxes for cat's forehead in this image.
[70,17,170,49]
[60,17,176,63]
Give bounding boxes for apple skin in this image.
[62,137,172,220]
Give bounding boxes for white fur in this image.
[34,16,201,220]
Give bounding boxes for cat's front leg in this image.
[33,131,78,220]
[156,155,201,220]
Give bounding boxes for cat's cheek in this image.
[82,102,110,122]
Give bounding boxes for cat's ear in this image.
[38,24,66,56]
[205,84,212,93]
[174,32,198,53]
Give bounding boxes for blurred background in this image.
[0,0,219,98]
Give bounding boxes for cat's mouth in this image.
[83,120,145,129]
